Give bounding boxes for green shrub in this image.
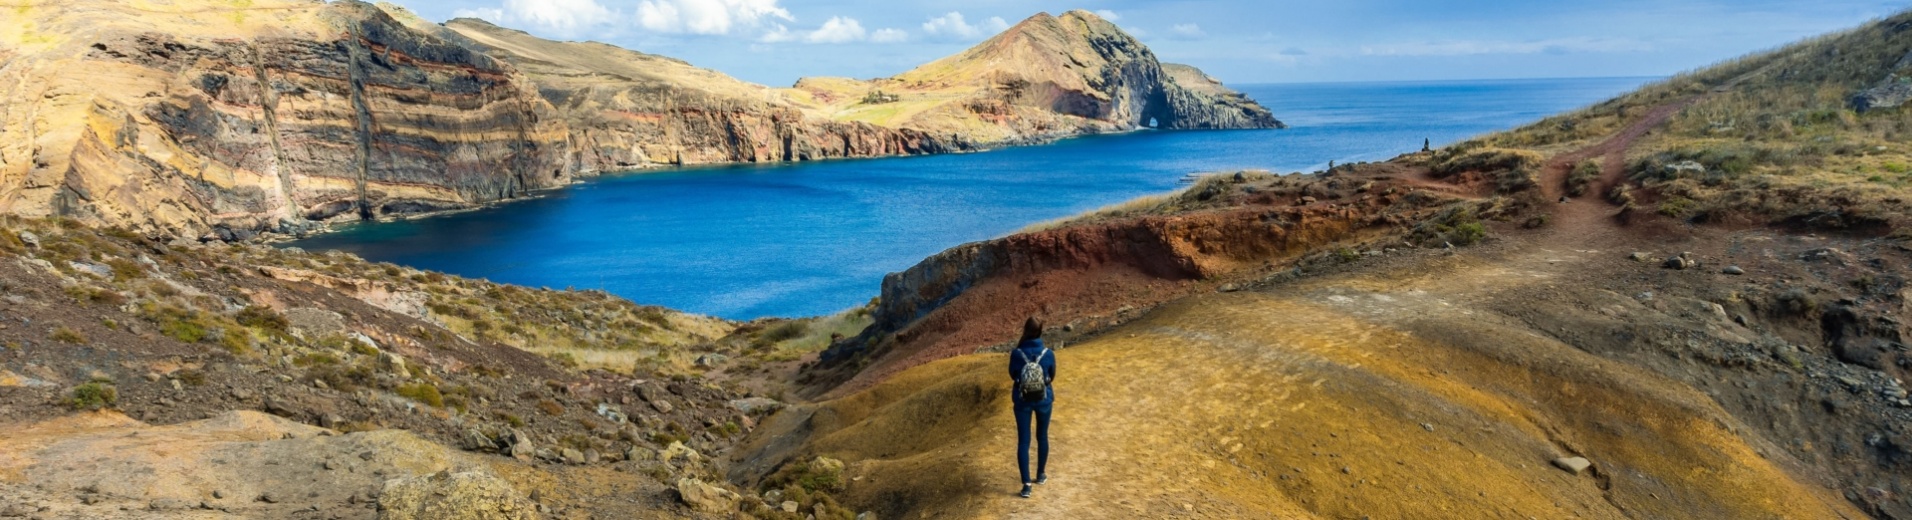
[1567,159,1601,197]
[310,364,374,392]
[139,302,214,343]
[396,383,444,407]
[50,326,86,344]
[1431,147,1542,179]
[293,352,340,367]
[106,257,144,282]
[1658,197,1696,218]
[220,329,251,356]
[70,382,117,410]
[767,457,847,494]
[235,306,288,331]
[1450,222,1487,246]
[760,320,810,344]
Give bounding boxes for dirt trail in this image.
[1536,65,1778,244]
[739,74,1883,518]
[769,248,1863,518]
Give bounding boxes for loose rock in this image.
[728,397,783,415]
[380,471,538,520]
[675,478,739,514]
[1552,457,1592,474]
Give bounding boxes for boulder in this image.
[1852,73,1912,112]
[675,478,740,514]
[1722,265,1745,275]
[694,354,729,368]
[378,471,538,520]
[1552,457,1592,474]
[661,441,703,466]
[16,231,38,249]
[69,261,113,278]
[727,397,784,415]
[285,308,349,338]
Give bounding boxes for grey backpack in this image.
[1016,348,1049,402]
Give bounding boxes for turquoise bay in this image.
[288,78,1652,319]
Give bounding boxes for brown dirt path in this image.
[1535,64,1777,246]
[734,66,1885,519]
[773,265,1864,519]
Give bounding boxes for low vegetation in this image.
[1488,10,1912,232]
[69,381,116,410]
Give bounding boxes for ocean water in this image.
[287,77,1654,319]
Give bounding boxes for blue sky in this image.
[392,0,1909,86]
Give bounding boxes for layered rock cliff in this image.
[440,19,963,172]
[802,10,1283,145]
[0,2,1278,237]
[0,0,571,237]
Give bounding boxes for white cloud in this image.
[921,12,1009,41]
[452,0,612,33]
[761,16,906,44]
[871,28,910,43]
[636,0,793,35]
[1169,23,1207,40]
[451,7,506,21]
[1359,37,1652,56]
[807,16,866,44]
[1093,9,1120,21]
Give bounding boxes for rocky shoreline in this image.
[0,1,1280,241]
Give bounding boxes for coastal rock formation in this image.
[0,3,1276,236]
[441,19,962,171]
[799,11,1283,146]
[0,0,570,236]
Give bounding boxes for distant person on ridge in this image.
[1010,317,1056,498]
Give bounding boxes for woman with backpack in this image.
[1009,317,1056,498]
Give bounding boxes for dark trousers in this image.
[1014,405,1051,484]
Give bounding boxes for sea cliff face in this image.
[809,11,1284,146]
[0,2,1279,237]
[441,19,966,172]
[0,0,571,237]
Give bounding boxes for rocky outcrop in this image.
[817,202,1383,397]
[1850,49,1912,112]
[1161,63,1282,129]
[0,0,571,237]
[0,3,1278,237]
[379,471,540,520]
[840,10,1282,143]
[441,19,965,172]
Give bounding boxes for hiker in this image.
[1009,317,1056,498]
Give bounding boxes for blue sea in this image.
[287,77,1654,319]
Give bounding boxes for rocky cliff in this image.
[802,11,1283,145]
[440,19,964,172]
[0,3,1278,237]
[0,0,572,238]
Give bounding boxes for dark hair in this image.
[1020,317,1043,343]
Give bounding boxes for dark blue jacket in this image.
[1008,339,1056,409]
